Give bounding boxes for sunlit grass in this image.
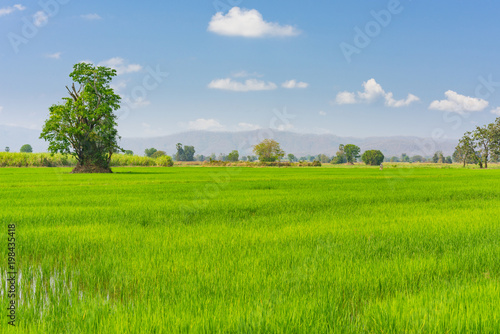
[1,167,499,332]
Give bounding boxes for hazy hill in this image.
[120,130,458,158]
[0,126,457,157]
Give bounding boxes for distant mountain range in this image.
[1,126,458,158]
[120,130,458,158]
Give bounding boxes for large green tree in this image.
[344,144,360,164]
[253,139,285,162]
[455,132,482,168]
[40,63,121,173]
[361,150,384,166]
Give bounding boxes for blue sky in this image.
[1,0,500,139]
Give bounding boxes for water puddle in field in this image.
[0,266,98,319]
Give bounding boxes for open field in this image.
[1,166,500,333]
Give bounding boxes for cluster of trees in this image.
[454,117,500,168]
[386,152,453,164]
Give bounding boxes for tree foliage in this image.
[227,150,239,162]
[331,144,347,164]
[144,148,157,157]
[253,139,285,162]
[151,150,166,159]
[344,144,360,164]
[20,144,33,153]
[175,143,196,161]
[40,63,121,173]
[361,150,384,166]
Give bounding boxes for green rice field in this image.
[1,166,500,333]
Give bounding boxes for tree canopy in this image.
[344,144,360,164]
[253,139,285,162]
[20,144,33,153]
[361,150,384,166]
[40,63,121,173]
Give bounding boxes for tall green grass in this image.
[1,167,499,332]
[0,153,173,168]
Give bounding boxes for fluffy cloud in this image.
[208,7,300,38]
[45,52,61,59]
[188,118,225,131]
[282,80,309,89]
[81,13,102,20]
[33,11,48,27]
[335,78,419,107]
[429,90,488,114]
[490,107,500,116]
[208,78,277,92]
[335,91,356,104]
[319,111,327,116]
[98,57,142,75]
[0,4,25,17]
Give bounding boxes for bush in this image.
[155,156,174,167]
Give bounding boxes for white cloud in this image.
[45,52,61,59]
[98,57,142,75]
[0,4,25,17]
[282,80,309,89]
[490,107,500,116]
[208,7,300,38]
[429,90,489,114]
[81,13,102,20]
[33,11,48,27]
[188,118,225,131]
[0,106,3,114]
[319,111,327,116]
[208,78,277,92]
[385,92,420,107]
[336,78,419,107]
[335,91,356,104]
[237,122,261,131]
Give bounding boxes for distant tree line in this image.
[454,117,500,168]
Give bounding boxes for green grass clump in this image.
[1,167,499,332]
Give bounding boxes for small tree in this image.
[344,144,360,164]
[124,150,133,155]
[411,155,423,163]
[445,156,453,164]
[253,139,284,162]
[227,150,239,162]
[4,147,9,152]
[361,150,384,166]
[145,148,157,157]
[184,145,196,161]
[318,154,330,163]
[40,63,121,173]
[432,152,439,163]
[287,153,296,162]
[20,144,33,153]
